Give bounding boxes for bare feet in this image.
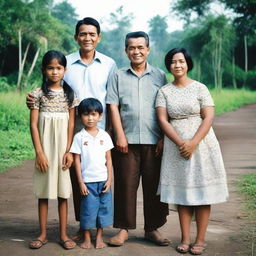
[108,229,128,246]
[80,240,92,249]
[96,237,107,249]
[144,230,170,246]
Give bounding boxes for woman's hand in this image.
[35,152,49,172]
[79,182,89,196]
[62,152,73,170]
[102,179,112,193]
[179,140,197,159]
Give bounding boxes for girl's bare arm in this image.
[30,109,48,172]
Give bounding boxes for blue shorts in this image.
[80,181,113,230]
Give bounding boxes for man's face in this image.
[75,24,100,53]
[125,37,150,66]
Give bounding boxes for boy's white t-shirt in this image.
[70,128,114,183]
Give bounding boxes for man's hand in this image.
[155,139,163,157]
[116,134,128,153]
[35,152,49,172]
[26,92,35,109]
[62,152,73,170]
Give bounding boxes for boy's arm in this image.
[30,109,48,172]
[109,104,128,153]
[102,150,113,193]
[74,153,89,195]
[62,107,75,170]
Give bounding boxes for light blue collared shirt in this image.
[64,50,117,129]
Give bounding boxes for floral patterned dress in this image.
[155,81,228,206]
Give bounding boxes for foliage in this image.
[238,173,256,218]
[0,91,34,173]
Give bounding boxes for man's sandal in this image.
[29,239,48,249]
[176,243,190,253]
[190,244,207,255]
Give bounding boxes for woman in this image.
[155,48,228,255]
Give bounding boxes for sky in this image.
[63,0,184,32]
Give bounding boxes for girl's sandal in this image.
[190,244,207,255]
[176,243,190,253]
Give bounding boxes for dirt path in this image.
[0,104,256,256]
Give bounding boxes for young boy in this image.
[70,98,113,249]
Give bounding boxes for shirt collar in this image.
[69,50,102,65]
[127,62,153,76]
[80,128,104,138]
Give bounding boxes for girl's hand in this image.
[62,152,73,170]
[179,140,197,159]
[79,182,89,196]
[102,179,111,193]
[35,152,49,172]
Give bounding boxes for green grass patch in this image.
[237,173,256,219]
[0,92,34,173]
[211,89,256,115]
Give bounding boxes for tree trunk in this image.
[16,29,30,91]
[24,48,40,87]
[243,35,248,88]
[232,50,237,89]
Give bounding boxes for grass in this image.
[238,173,256,219]
[0,91,34,173]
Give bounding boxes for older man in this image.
[106,31,169,246]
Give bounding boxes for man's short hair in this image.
[75,17,101,35]
[78,98,103,116]
[125,31,149,49]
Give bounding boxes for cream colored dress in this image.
[155,81,228,206]
[31,88,79,199]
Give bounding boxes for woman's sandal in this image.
[29,239,48,249]
[176,243,190,253]
[190,243,207,255]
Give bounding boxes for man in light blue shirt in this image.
[64,17,116,227]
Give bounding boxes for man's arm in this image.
[109,104,128,153]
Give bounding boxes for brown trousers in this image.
[112,144,169,231]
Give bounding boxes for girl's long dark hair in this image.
[41,50,74,106]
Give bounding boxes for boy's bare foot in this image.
[108,229,128,246]
[80,240,92,249]
[96,237,107,249]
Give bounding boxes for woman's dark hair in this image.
[41,50,74,106]
[78,98,103,116]
[75,17,100,35]
[165,47,193,72]
[125,31,149,49]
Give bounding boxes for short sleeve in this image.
[70,133,81,154]
[155,88,167,108]
[104,132,114,152]
[30,88,41,110]
[106,72,119,105]
[69,92,80,109]
[198,83,215,108]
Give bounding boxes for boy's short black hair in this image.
[78,98,103,116]
[75,17,100,35]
